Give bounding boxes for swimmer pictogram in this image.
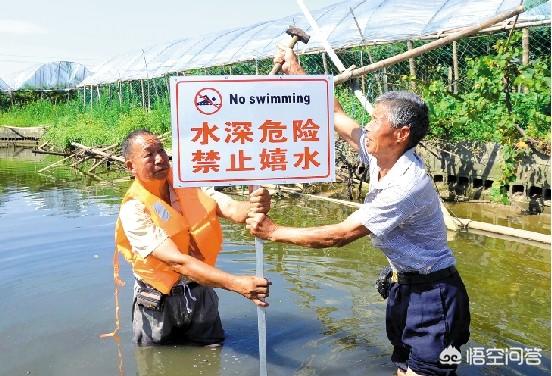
[194,88,223,115]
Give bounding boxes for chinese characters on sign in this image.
[170,76,334,187]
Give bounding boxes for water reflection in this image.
[135,346,223,376]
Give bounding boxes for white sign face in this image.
[170,75,334,187]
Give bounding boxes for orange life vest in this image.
[114,175,223,294]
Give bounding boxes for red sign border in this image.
[175,77,332,184]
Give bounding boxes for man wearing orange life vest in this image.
[117,129,270,346]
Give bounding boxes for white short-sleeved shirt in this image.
[347,131,455,274]
[119,186,231,259]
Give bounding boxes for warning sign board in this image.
[170,75,334,187]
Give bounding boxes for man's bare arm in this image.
[334,99,362,152]
[246,213,370,248]
[152,238,269,306]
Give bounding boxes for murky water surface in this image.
[1,146,550,375]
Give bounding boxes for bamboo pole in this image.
[334,5,524,85]
[38,153,77,173]
[32,149,70,157]
[452,41,459,94]
[88,155,111,172]
[118,81,122,106]
[321,52,328,74]
[153,78,160,105]
[140,80,145,108]
[522,27,529,93]
[70,142,125,163]
[407,40,417,91]
[146,79,151,111]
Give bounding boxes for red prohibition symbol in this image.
[194,88,223,115]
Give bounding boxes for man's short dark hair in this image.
[121,129,155,160]
[375,91,429,150]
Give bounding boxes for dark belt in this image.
[170,285,185,295]
[137,280,198,296]
[393,266,457,285]
[169,282,199,295]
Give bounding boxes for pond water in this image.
[1,146,550,376]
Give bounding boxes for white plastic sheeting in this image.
[6,61,90,91]
[0,78,10,92]
[79,0,549,87]
[523,0,551,19]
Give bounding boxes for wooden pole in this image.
[118,81,122,106]
[140,80,145,108]
[452,41,459,94]
[407,40,417,91]
[448,67,453,92]
[360,50,366,94]
[96,85,101,101]
[70,142,125,163]
[334,5,524,85]
[255,59,259,75]
[146,79,151,111]
[522,27,529,93]
[153,78,160,105]
[382,67,388,92]
[321,52,328,74]
[89,86,93,110]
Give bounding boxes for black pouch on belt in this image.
[375,266,393,299]
[136,287,164,311]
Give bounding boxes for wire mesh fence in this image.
[57,25,548,122]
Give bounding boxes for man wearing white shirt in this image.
[247,48,470,376]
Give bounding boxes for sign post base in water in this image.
[256,236,267,376]
[250,186,267,376]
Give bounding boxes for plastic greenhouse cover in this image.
[79,0,548,87]
[0,78,11,92]
[6,61,90,91]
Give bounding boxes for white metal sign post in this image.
[170,75,334,375]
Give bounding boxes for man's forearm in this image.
[153,243,237,289]
[334,97,362,151]
[270,223,363,248]
[172,254,239,291]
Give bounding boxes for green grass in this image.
[0,97,171,149]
